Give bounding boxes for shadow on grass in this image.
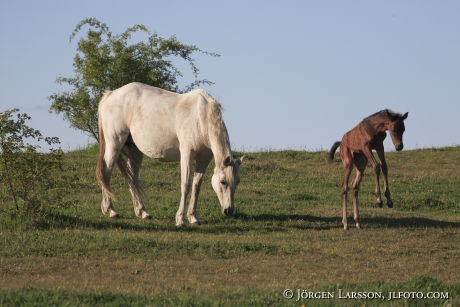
[362,215,460,229]
[32,212,160,232]
[30,210,460,233]
[232,213,460,230]
[231,212,339,230]
[31,212,335,232]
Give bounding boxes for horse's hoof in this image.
[376,201,383,208]
[109,210,120,218]
[141,211,152,219]
[188,216,200,225]
[387,201,394,209]
[176,217,186,227]
[356,224,361,229]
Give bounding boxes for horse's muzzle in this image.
[395,144,404,151]
[223,207,234,216]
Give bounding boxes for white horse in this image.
[96,82,244,226]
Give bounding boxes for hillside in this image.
[1,146,459,306]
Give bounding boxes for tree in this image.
[49,17,219,141]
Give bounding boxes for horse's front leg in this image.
[363,147,383,207]
[187,173,204,225]
[187,159,210,225]
[352,154,367,229]
[176,153,192,227]
[376,149,393,208]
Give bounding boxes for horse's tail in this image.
[96,92,115,200]
[328,141,341,161]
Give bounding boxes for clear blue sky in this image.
[1,1,459,151]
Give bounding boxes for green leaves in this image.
[49,17,219,141]
[0,109,75,217]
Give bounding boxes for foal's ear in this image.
[402,112,409,120]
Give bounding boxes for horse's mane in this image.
[101,90,113,102]
[197,90,231,160]
[363,109,402,122]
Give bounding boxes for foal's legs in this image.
[187,157,212,225]
[121,145,151,219]
[351,154,367,229]
[340,149,353,230]
[376,148,393,208]
[362,147,383,207]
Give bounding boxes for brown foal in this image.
[329,109,408,230]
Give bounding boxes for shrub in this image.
[0,109,76,218]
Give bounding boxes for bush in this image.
[0,109,76,218]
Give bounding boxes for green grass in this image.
[1,146,459,306]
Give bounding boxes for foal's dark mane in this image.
[363,109,402,122]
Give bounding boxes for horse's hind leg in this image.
[99,123,131,218]
[340,149,353,230]
[100,165,119,218]
[101,144,122,218]
[123,144,151,219]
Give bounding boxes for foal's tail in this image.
[96,93,115,200]
[328,141,341,161]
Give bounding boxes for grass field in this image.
[1,145,459,306]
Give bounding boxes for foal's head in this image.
[212,156,245,216]
[387,111,409,151]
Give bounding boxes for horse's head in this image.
[212,156,244,216]
[388,111,409,151]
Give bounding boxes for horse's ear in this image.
[237,155,246,166]
[402,112,409,120]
